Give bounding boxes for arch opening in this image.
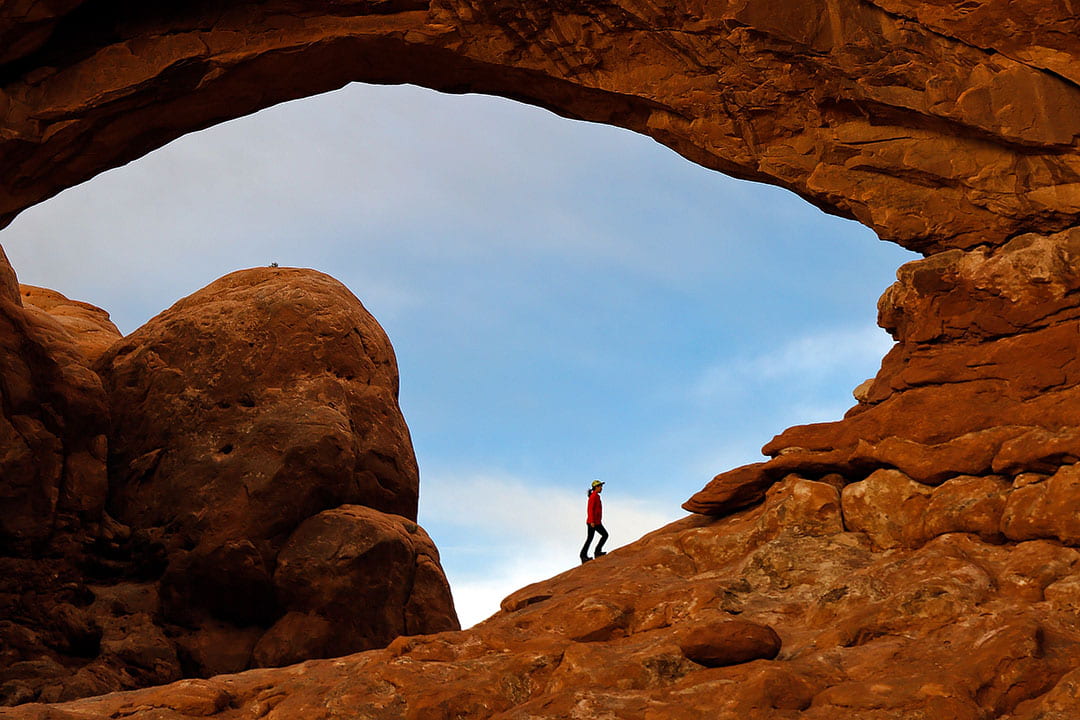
[0,81,916,625]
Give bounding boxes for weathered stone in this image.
[682,462,777,515]
[18,286,121,365]
[6,1,1080,255]
[994,427,1080,475]
[97,267,420,549]
[7,0,1080,716]
[677,620,782,667]
[0,254,117,707]
[841,469,931,549]
[754,475,844,539]
[0,259,108,545]
[1002,464,1080,545]
[0,266,457,703]
[6,523,1080,719]
[254,505,458,667]
[922,474,1009,543]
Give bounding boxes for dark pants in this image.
[580,523,608,560]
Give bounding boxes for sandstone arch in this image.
[5,0,1077,538]
[7,2,1080,717]
[3,0,1080,254]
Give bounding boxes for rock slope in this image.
[6,475,1080,719]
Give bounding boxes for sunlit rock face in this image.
[688,228,1080,516]
[19,286,122,365]
[4,0,1080,718]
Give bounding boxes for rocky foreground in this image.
[6,470,1080,719]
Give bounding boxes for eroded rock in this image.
[18,286,121,365]
[676,619,781,667]
[0,265,458,704]
[6,494,1080,719]
[5,0,1080,716]
[254,505,456,667]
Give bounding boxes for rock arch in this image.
[6,0,1077,527]
[6,1,1080,717]
[3,0,1080,254]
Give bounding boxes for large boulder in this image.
[93,266,455,674]
[18,286,122,365]
[96,266,420,551]
[253,505,456,667]
[0,263,458,705]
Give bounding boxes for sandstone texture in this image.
[7,475,1080,719]
[18,287,121,365]
[0,255,109,549]
[0,264,458,705]
[98,267,420,546]
[6,0,1080,717]
[3,1,1080,254]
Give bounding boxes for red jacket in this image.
[587,490,603,525]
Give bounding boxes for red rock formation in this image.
[6,475,1080,719]
[0,253,109,545]
[0,250,118,706]
[97,267,420,547]
[252,505,456,668]
[0,265,457,705]
[5,0,1080,717]
[4,0,1080,253]
[92,267,457,675]
[687,227,1080,519]
[18,286,121,365]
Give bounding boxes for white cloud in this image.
[693,324,893,401]
[417,470,679,628]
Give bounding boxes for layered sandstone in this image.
[686,227,1080,517]
[4,1,1080,253]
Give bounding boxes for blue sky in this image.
[0,83,916,626]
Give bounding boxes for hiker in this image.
[580,479,609,564]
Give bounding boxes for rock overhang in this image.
[4,0,1080,253]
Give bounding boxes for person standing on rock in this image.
[580,480,609,564]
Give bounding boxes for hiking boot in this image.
[580,556,591,564]
[595,551,606,557]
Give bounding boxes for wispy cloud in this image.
[693,324,893,402]
[417,470,679,627]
